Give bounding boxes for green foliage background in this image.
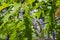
[0,0,60,40]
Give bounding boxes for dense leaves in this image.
[0,0,60,40]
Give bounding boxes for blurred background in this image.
[0,0,60,40]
